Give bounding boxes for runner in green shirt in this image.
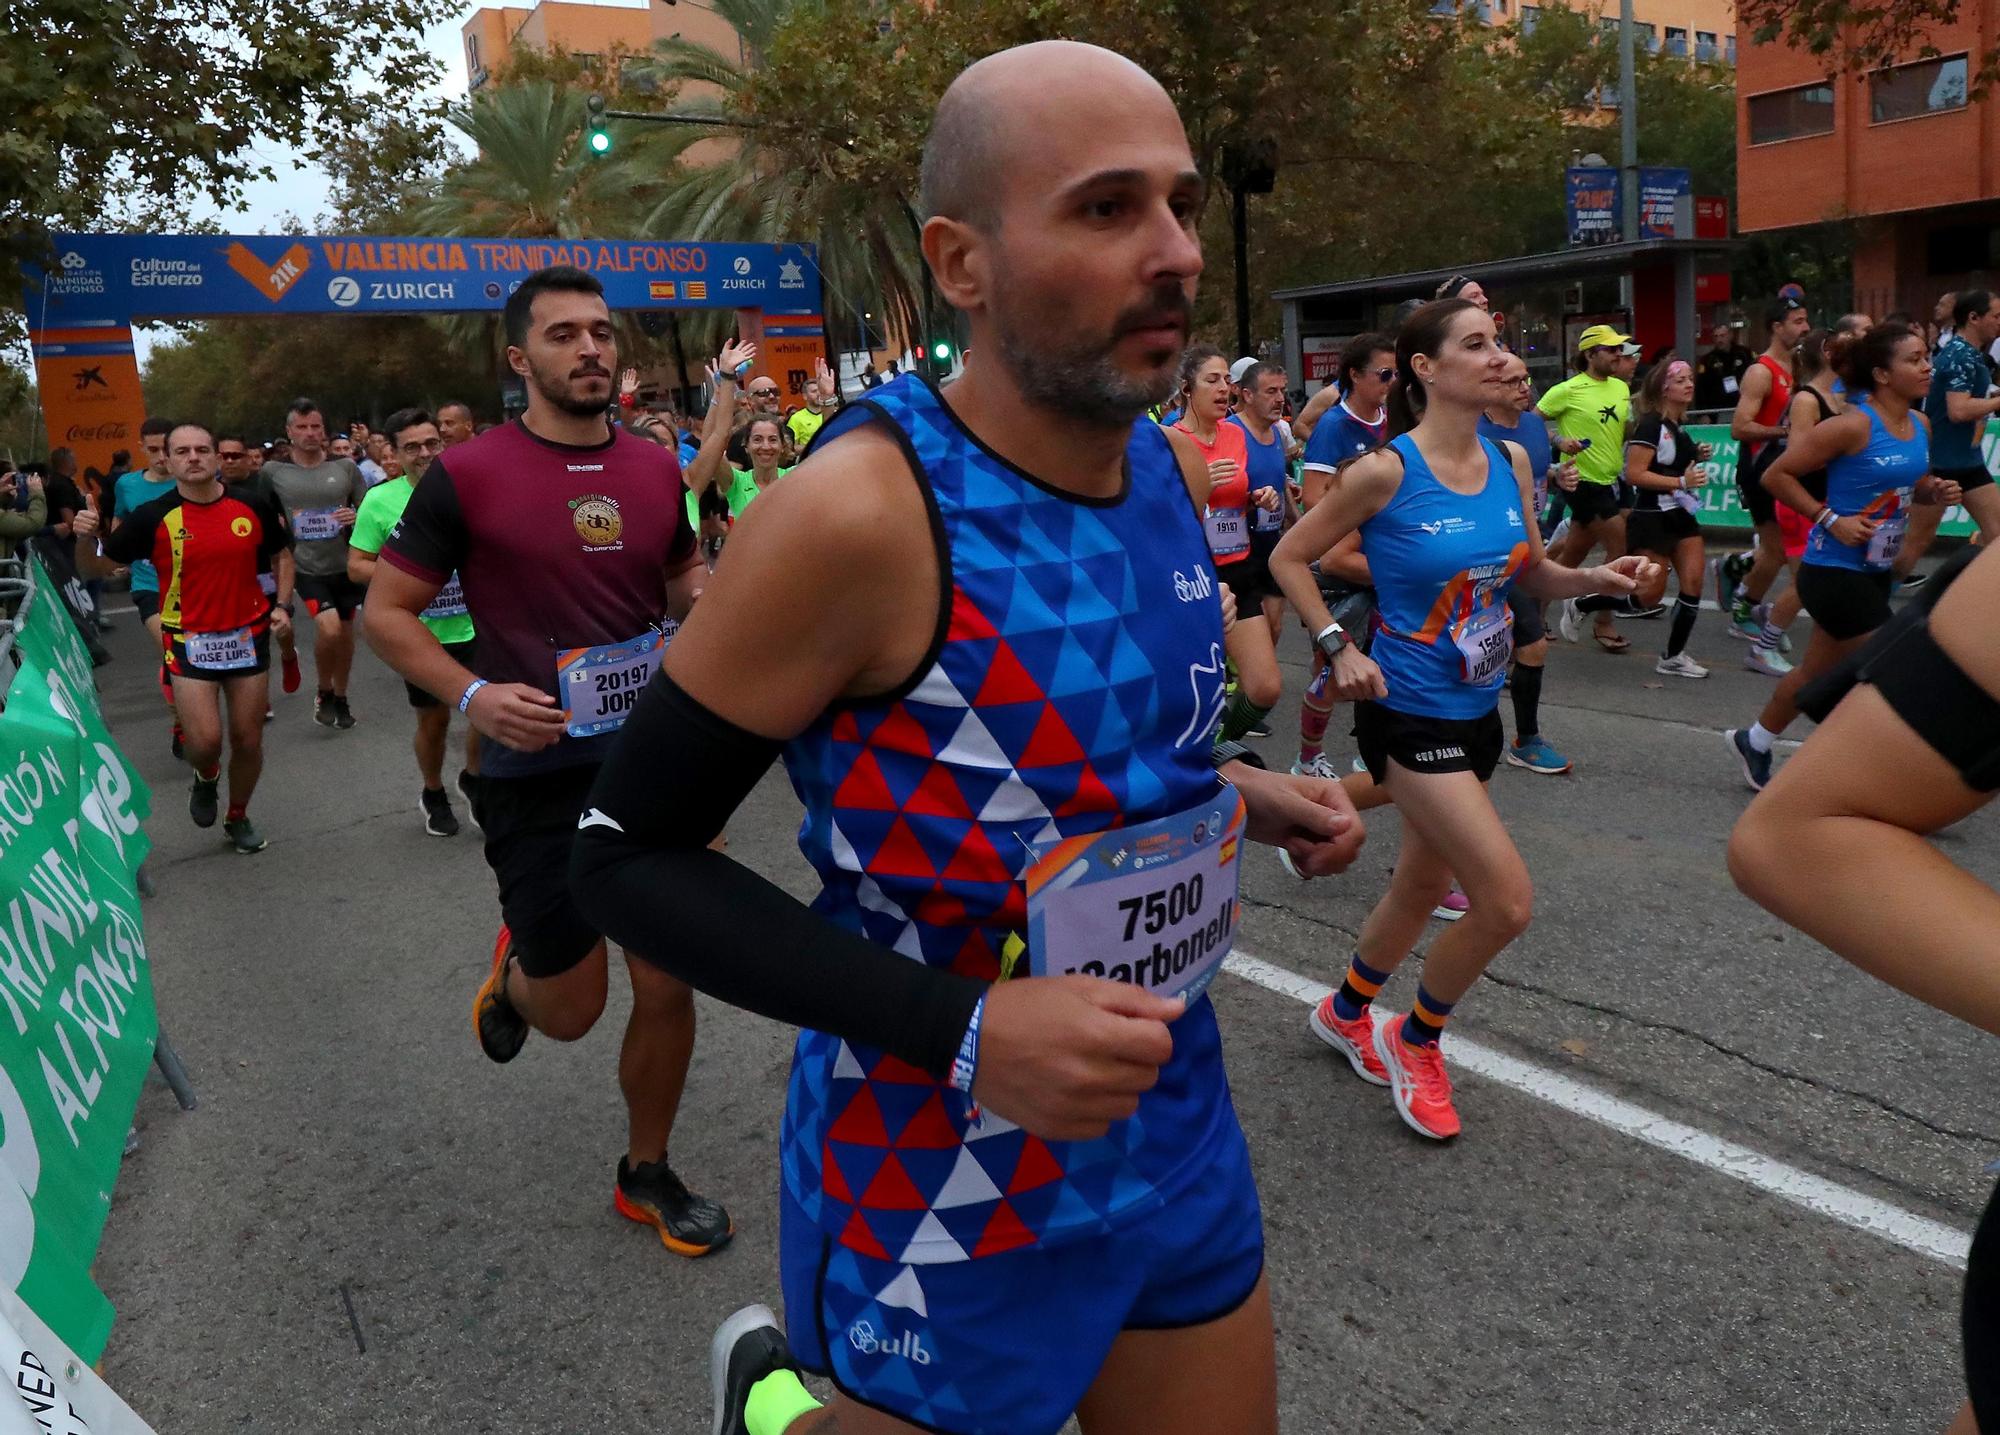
[685,338,794,541]
[349,408,479,836]
[1541,323,1636,650]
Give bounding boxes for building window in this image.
[1430,0,1457,15]
[1520,4,1538,32]
[1641,23,1658,52]
[1695,31,1718,61]
[1748,82,1836,144]
[1725,33,1737,65]
[1664,25,1687,56]
[1870,53,1969,124]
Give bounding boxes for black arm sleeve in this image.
[569,671,989,1080]
[100,495,162,564]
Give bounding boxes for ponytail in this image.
[1830,321,1915,395]
[1385,378,1424,438]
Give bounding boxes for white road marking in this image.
[1223,950,1973,1271]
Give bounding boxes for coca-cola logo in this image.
[64,420,130,442]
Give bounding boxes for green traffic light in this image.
[932,341,950,360]
[588,129,612,154]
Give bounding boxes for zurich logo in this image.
[60,251,87,270]
[732,256,752,276]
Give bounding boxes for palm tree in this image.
[403,80,679,363]
[628,0,929,360]
[409,79,669,239]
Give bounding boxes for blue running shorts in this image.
[779,1099,1265,1435]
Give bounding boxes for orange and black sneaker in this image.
[615,1157,734,1257]
[472,925,529,1064]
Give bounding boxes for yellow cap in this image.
[1577,323,1634,353]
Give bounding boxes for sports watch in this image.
[1314,621,1353,662]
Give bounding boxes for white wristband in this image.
[458,678,488,714]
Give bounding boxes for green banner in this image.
[1684,421,1988,538]
[0,558,154,1362]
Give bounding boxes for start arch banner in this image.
[22,233,828,477]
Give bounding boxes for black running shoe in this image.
[314,691,337,727]
[421,788,460,837]
[332,694,356,729]
[711,1305,804,1435]
[188,775,219,829]
[615,1157,734,1257]
[1245,722,1272,738]
[456,768,484,832]
[224,816,267,853]
[1899,570,1929,593]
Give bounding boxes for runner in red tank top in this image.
[1727,297,1813,640]
[1171,345,1283,743]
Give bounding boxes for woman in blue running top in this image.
[1269,298,1653,1140]
[1724,322,1962,793]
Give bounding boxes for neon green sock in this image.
[744,1369,821,1435]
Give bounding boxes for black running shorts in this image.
[1939,462,1994,496]
[1797,564,1893,642]
[406,640,477,709]
[1624,507,1702,557]
[1228,534,1283,606]
[481,762,605,979]
[1738,455,1778,525]
[296,571,366,622]
[1508,591,1545,646]
[1566,481,1623,526]
[1353,701,1504,784]
[1969,1178,2000,1430]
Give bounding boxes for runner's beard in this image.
[990,285,1185,428]
[528,355,616,418]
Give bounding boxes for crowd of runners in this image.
[45,38,1999,1435]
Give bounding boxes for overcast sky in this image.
[133,0,651,363]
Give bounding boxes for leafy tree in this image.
[0,0,455,274]
[140,314,502,439]
[1737,0,1997,90]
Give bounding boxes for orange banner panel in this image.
[33,329,147,478]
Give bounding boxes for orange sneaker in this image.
[1373,1014,1461,1140]
[472,925,528,1063]
[615,1157,734,1258]
[1308,996,1389,1086]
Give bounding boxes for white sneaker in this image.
[1556,598,1582,644]
[1654,652,1709,679]
[1744,644,1793,677]
[1291,754,1339,780]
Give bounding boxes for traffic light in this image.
[586,95,612,156]
[931,339,952,363]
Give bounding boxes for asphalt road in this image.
[89,591,1997,1435]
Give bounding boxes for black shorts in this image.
[1797,563,1893,642]
[406,640,477,709]
[1738,455,1779,525]
[1566,482,1623,526]
[1624,506,1702,556]
[162,627,271,682]
[1228,534,1283,605]
[1940,462,1995,495]
[481,762,603,979]
[297,571,365,621]
[1969,1178,2000,1431]
[1508,591,1545,646]
[132,589,160,622]
[1353,701,1504,784]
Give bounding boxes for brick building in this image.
[1736,3,1998,318]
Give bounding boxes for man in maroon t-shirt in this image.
[364,265,729,1257]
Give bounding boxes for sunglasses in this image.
[749,386,780,397]
[1369,367,1395,382]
